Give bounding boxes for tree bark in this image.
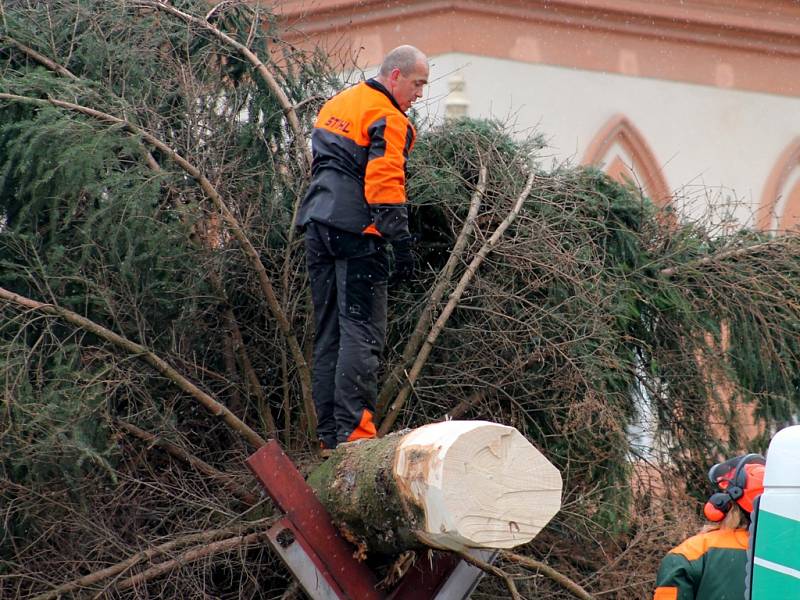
[307,420,562,556]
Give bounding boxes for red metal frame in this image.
[247,441,383,600]
[247,440,465,600]
[387,551,460,599]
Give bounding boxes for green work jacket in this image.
[653,528,749,600]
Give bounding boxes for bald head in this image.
[376,45,429,113]
[379,45,428,78]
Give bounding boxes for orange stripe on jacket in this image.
[362,223,382,236]
[669,528,748,561]
[653,587,678,600]
[313,82,414,206]
[365,112,414,205]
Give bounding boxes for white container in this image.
[747,425,800,599]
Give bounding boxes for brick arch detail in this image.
[757,137,800,232]
[581,114,670,206]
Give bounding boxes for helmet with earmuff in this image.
[703,453,766,522]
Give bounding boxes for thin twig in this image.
[116,420,260,505]
[133,0,310,168]
[377,162,488,417]
[280,581,302,600]
[0,91,316,436]
[1,33,78,79]
[660,237,790,277]
[113,530,267,591]
[30,526,265,600]
[443,389,485,420]
[208,269,278,435]
[0,284,266,448]
[450,547,522,600]
[379,170,536,434]
[2,35,162,171]
[501,550,596,600]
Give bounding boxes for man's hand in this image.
[391,236,414,282]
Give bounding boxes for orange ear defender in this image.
[704,492,733,522]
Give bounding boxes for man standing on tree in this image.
[296,45,429,452]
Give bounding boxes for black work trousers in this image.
[304,222,389,448]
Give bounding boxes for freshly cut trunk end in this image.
[307,420,563,555]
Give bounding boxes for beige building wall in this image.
[415,52,800,226]
[277,0,800,230]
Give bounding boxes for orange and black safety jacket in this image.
[653,528,749,600]
[296,79,416,241]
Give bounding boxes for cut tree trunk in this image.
[307,420,562,556]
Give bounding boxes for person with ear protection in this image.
[653,454,766,600]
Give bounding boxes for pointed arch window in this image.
[758,138,800,233]
[582,114,670,206]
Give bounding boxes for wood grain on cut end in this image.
[308,421,562,556]
[394,421,562,550]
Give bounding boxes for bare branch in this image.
[112,530,268,591]
[1,36,162,171]
[133,0,311,169]
[377,163,488,416]
[116,420,260,505]
[449,547,522,600]
[379,170,536,434]
[0,32,78,80]
[0,284,266,448]
[501,550,596,600]
[0,91,316,436]
[443,389,485,420]
[131,2,316,352]
[660,237,790,277]
[30,525,268,600]
[210,270,279,437]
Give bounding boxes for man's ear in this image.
[390,67,402,84]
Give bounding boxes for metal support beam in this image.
[247,440,493,600]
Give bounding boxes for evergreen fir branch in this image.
[132,0,311,170]
[0,91,316,435]
[376,162,488,415]
[132,0,316,336]
[659,236,790,277]
[379,170,537,434]
[0,283,267,448]
[0,33,79,80]
[5,4,800,595]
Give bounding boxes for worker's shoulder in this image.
[670,528,749,561]
[326,82,404,119]
[327,81,368,101]
[326,81,386,105]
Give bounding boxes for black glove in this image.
[391,236,415,282]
